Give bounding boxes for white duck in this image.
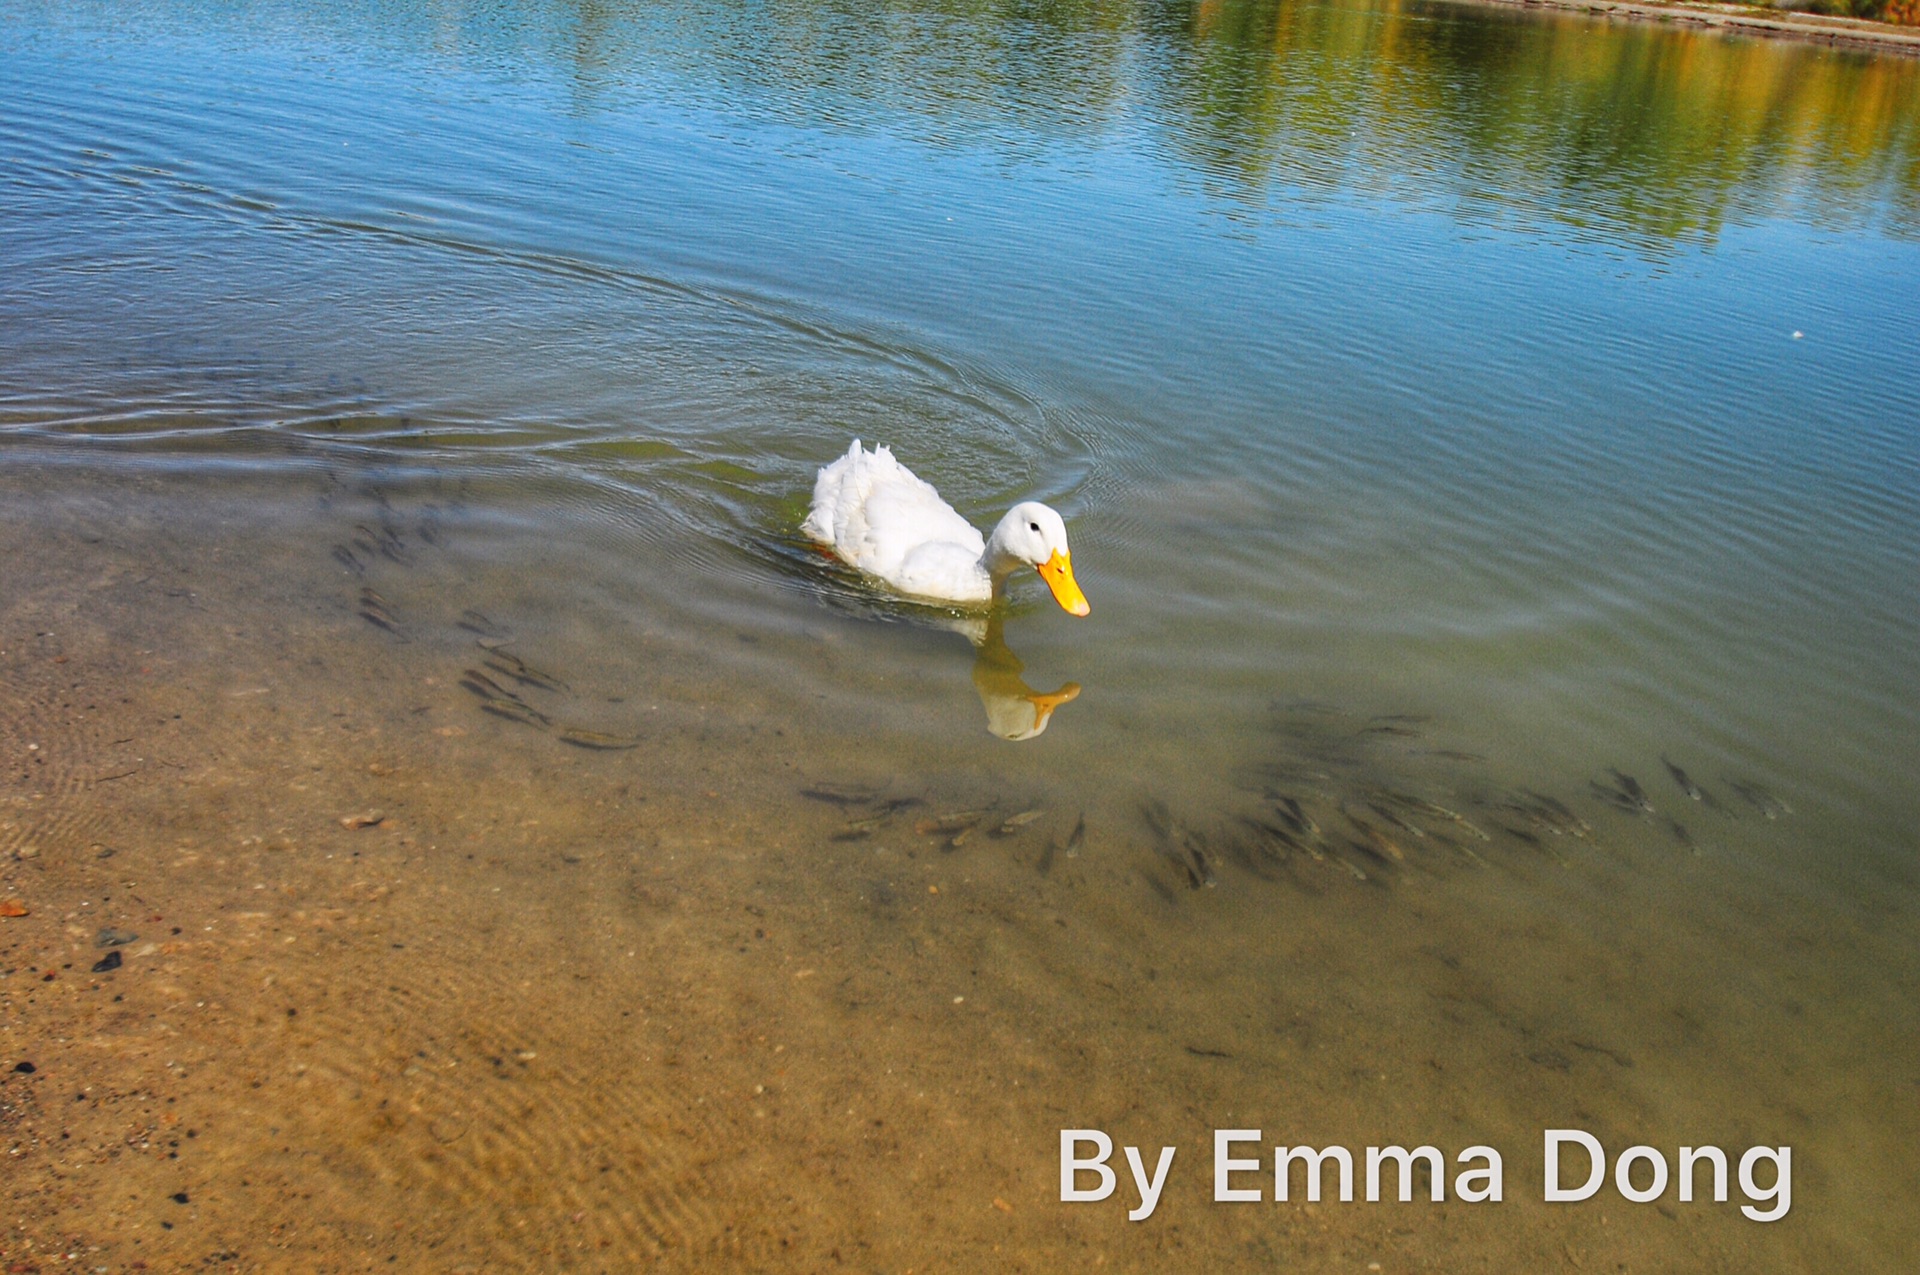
[801,440,1089,616]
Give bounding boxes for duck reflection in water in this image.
[965,612,1081,741]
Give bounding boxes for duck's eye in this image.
[1029,522,1040,533]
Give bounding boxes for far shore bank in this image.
[1457,0,1920,55]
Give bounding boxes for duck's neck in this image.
[979,516,1024,591]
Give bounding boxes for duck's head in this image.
[988,502,1090,617]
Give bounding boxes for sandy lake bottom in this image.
[3,461,1915,1273]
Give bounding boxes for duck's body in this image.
[801,440,1088,616]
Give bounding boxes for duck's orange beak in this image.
[1026,683,1082,723]
[1035,550,1090,617]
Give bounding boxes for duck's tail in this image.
[801,439,881,544]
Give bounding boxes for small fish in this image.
[1241,815,1300,852]
[555,726,640,750]
[1386,790,1486,838]
[1661,756,1704,802]
[357,588,403,635]
[460,669,522,702]
[1725,779,1790,819]
[1269,793,1319,837]
[331,544,365,574]
[1364,801,1427,840]
[915,810,987,837]
[1431,830,1489,866]
[351,522,404,562]
[831,814,888,842]
[992,809,1046,837]
[1359,723,1423,738]
[1164,835,1213,889]
[1667,819,1698,852]
[480,696,551,729]
[1589,780,1648,816]
[1427,749,1488,762]
[803,782,880,807]
[482,649,569,693]
[1184,848,1215,888]
[1368,713,1432,724]
[1141,866,1180,905]
[1222,828,1284,879]
[1569,1039,1635,1070]
[946,827,974,851]
[1521,790,1592,837]
[1246,815,1322,862]
[1063,813,1086,857]
[1344,836,1400,873]
[458,609,508,639]
[375,522,412,564]
[1393,794,1482,841]
[1343,810,1406,863]
[1379,790,1461,821]
[1495,802,1557,836]
[1608,769,1656,814]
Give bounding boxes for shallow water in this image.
[3,0,1918,1269]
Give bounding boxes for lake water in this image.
[3,0,1917,1268]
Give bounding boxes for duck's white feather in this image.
[802,440,994,603]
